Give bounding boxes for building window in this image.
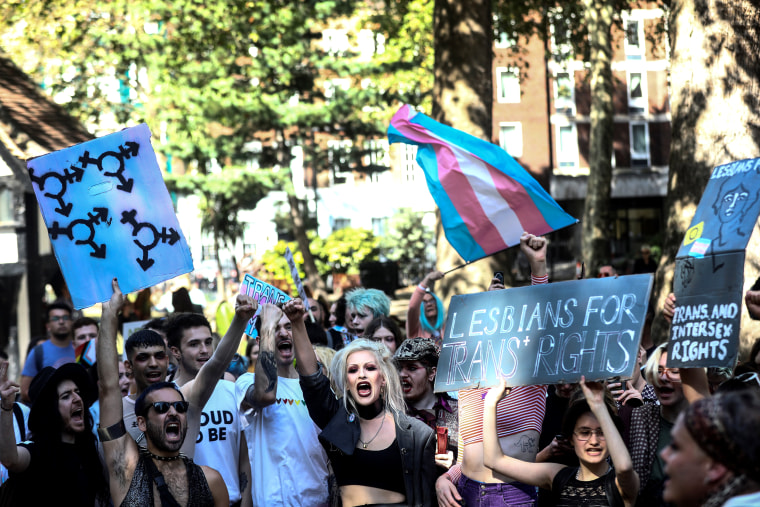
[401,144,419,183]
[0,188,14,224]
[554,72,575,114]
[557,124,578,168]
[327,139,353,185]
[630,122,650,168]
[624,18,644,60]
[496,67,520,103]
[627,71,647,114]
[498,122,523,158]
[322,29,350,56]
[371,217,387,236]
[333,217,350,231]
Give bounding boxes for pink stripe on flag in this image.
[485,164,550,233]
[436,145,509,254]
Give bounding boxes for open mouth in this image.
[356,381,372,397]
[146,371,163,383]
[165,420,182,441]
[277,340,293,354]
[400,379,412,393]
[71,407,84,424]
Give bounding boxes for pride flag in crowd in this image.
[388,104,578,262]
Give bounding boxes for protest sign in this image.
[26,124,193,309]
[239,274,292,336]
[669,157,760,368]
[434,274,653,392]
[284,246,314,322]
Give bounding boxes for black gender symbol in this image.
[49,207,111,258]
[120,209,180,271]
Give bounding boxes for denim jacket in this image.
[299,369,437,507]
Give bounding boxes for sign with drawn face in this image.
[26,124,193,309]
[669,157,760,368]
[434,274,653,392]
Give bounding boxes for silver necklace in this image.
[358,412,386,449]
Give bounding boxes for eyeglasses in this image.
[574,428,605,441]
[734,372,760,386]
[657,367,681,379]
[148,401,189,414]
[50,315,71,322]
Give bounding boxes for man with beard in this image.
[236,304,330,506]
[20,302,76,403]
[169,313,252,507]
[97,279,238,506]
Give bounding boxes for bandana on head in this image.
[685,394,760,484]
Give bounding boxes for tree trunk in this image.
[286,191,328,298]
[433,0,505,304]
[652,0,760,356]
[580,0,614,278]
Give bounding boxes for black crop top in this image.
[328,438,407,496]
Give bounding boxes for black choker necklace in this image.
[356,398,384,420]
[148,450,183,462]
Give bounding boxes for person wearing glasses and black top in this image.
[483,377,640,507]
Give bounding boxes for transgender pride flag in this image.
[388,104,578,262]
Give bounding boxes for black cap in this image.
[28,363,96,431]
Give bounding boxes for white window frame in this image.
[498,122,523,158]
[496,67,520,103]
[553,71,575,114]
[556,123,579,169]
[327,139,353,185]
[626,70,647,114]
[629,122,651,168]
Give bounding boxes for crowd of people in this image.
[1,232,759,506]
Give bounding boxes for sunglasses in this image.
[148,401,189,415]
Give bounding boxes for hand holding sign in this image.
[483,378,511,407]
[0,360,19,411]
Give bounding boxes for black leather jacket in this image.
[299,369,437,507]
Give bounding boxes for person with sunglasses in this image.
[483,377,640,507]
[97,279,254,506]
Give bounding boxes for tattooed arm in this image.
[246,304,281,409]
[238,431,252,507]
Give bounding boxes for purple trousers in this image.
[458,474,537,507]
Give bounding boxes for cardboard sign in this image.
[284,246,314,320]
[434,275,653,392]
[669,157,760,368]
[26,124,193,309]
[239,274,292,336]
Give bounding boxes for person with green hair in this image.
[345,287,391,337]
[406,270,445,348]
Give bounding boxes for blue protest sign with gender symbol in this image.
[27,124,193,309]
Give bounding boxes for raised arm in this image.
[580,377,639,504]
[482,379,561,490]
[97,279,140,506]
[245,304,281,409]
[407,270,444,338]
[183,294,257,408]
[283,298,319,376]
[520,232,547,279]
[0,361,29,473]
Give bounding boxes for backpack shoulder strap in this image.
[12,403,25,441]
[33,342,43,373]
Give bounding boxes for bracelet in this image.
[98,420,127,442]
[0,404,12,412]
[417,284,428,292]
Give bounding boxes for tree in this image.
[164,169,279,298]
[579,0,615,277]
[380,208,436,285]
[651,0,760,354]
